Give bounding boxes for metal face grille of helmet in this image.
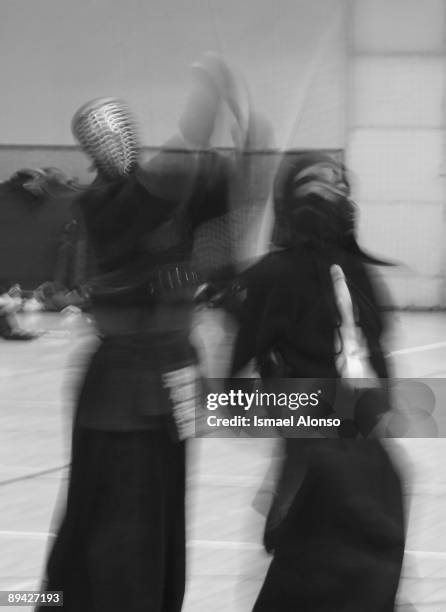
[272,153,355,247]
[72,98,139,179]
[292,161,350,202]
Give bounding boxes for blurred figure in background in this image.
[37,54,248,612]
[0,167,88,311]
[229,152,406,611]
[0,281,38,340]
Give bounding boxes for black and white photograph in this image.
[0,1,445,610]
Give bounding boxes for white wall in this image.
[346,0,446,308]
[0,0,346,149]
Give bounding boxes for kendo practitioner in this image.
[229,152,406,611]
[37,54,246,612]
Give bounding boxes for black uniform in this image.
[230,246,405,612]
[38,150,231,612]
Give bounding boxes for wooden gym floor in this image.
[1,309,446,610]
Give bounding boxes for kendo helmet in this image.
[72,98,139,179]
[272,152,355,247]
